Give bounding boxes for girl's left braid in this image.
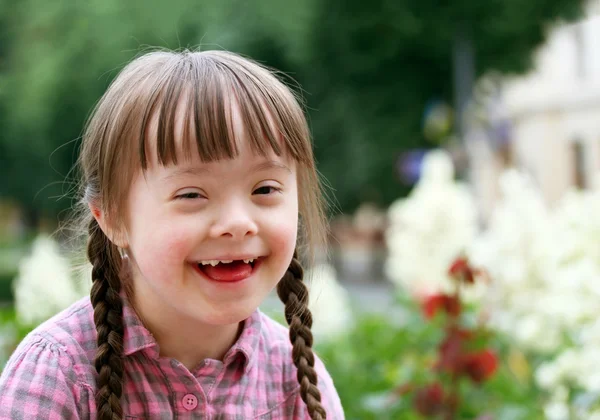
[277,250,327,420]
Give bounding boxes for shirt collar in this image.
[121,292,160,358]
[121,292,262,373]
[222,309,262,373]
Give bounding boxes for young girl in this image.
[0,50,344,419]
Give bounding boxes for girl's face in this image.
[121,105,298,326]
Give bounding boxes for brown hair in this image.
[78,50,328,419]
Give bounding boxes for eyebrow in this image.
[162,160,291,181]
[161,167,210,182]
[250,160,292,174]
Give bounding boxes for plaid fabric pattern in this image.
[0,295,344,419]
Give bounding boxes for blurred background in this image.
[2,0,600,418]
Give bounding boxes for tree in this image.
[0,0,206,226]
[283,0,585,211]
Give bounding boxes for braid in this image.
[277,251,327,420]
[88,218,125,420]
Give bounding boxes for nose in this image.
[208,201,258,240]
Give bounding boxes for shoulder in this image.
[313,351,345,419]
[257,312,345,418]
[0,297,96,418]
[6,296,96,381]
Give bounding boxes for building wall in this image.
[478,5,600,211]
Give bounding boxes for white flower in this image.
[467,171,567,351]
[13,235,87,326]
[536,363,563,391]
[544,401,570,420]
[307,263,353,339]
[469,169,600,410]
[385,149,480,299]
[513,314,562,352]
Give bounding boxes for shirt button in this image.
[182,393,198,411]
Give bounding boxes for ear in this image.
[88,203,129,249]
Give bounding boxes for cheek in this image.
[149,229,193,259]
[272,223,297,251]
[269,190,299,251]
[266,212,298,264]
[124,176,200,282]
[130,222,196,280]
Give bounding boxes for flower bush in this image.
[469,172,600,418]
[399,257,500,419]
[386,148,600,418]
[316,258,545,419]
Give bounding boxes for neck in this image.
[130,287,242,371]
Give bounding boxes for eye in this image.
[253,185,281,195]
[175,189,206,200]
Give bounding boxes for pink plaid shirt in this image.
[0,295,344,419]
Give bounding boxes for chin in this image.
[194,304,257,326]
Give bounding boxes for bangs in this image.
[137,51,310,169]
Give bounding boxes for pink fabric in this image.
[0,295,344,419]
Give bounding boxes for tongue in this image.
[201,261,252,282]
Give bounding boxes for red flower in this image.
[423,294,461,319]
[448,257,475,284]
[413,382,445,417]
[462,349,498,383]
[436,327,472,374]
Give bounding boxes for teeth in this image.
[199,259,254,266]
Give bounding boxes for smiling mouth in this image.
[195,258,261,283]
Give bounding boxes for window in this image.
[572,139,586,189]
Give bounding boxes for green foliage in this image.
[0,274,14,303]
[315,297,546,419]
[0,0,208,220]
[0,236,32,303]
[0,306,35,368]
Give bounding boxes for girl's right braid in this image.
[87,218,125,420]
[277,252,327,420]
